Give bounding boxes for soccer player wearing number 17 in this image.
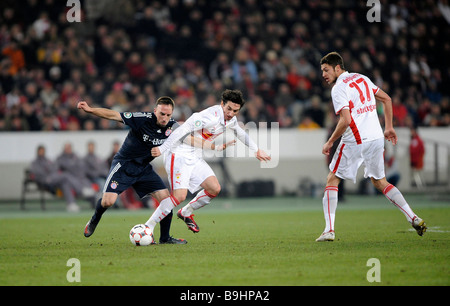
[316,52,427,242]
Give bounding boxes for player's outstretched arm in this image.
[77,101,122,122]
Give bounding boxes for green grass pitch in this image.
[0,195,448,286]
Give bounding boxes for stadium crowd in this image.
[0,0,449,132]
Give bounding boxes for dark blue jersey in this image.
[115,111,178,165]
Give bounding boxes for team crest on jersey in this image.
[124,112,132,119]
[165,128,172,136]
[194,120,202,128]
[110,181,119,189]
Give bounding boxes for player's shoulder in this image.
[341,71,372,84]
[333,72,365,91]
[167,118,177,128]
[167,117,176,124]
[201,105,221,115]
[199,105,222,121]
[331,80,346,96]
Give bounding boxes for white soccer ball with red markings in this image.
[129,224,154,246]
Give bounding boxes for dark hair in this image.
[156,96,175,109]
[320,52,345,70]
[221,89,245,108]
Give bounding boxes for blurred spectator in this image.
[409,127,426,189]
[56,106,80,131]
[1,40,25,76]
[298,116,320,130]
[302,95,325,127]
[392,93,409,126]
[83,141,109,188]
[385,147,401,187]
[39,81,58,107]
[0,1,448,132]
[209,52,233,86]
[30,145,84,212]
[261,50,287,84]
[55,142,97,201]
[231,48,258,86]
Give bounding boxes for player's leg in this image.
[177,167,219,233]
[164,153,201,233]
[316,172,340,242]
[84,192,118,237]
[84,160,129,237]
[182,176,220,215]
[172,188,188,204]
[371,177,427,236]
[316,142,360,242]
[144,188,184,243]
[145,189,177,229]
[152,194,185,244]
[171,188,201,233]
[173,188,199,233]
[364,138,427,236]
[136,166,186,244]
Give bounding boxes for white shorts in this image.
[164,152,216,194]
[329,138,385,183]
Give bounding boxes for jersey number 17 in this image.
[349,77,371,104]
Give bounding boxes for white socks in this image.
[145,196,179,231]
[383,184,416,223]
[145,190,217,231]
[322,186,338,233]
[321,184,417,234]
[181,189,216,217]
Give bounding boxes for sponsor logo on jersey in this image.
[356,104,377,115]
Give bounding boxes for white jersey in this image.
[158,105,258,159]
[331,71,383,145]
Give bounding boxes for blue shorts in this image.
[103,158,167,198]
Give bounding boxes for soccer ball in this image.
[129,224,154,246]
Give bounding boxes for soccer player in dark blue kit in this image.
[77,97,185,244]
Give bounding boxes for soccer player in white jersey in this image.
[316,52,427,242]
[147,89,271,233]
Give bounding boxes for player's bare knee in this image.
[326,172,340,187]
[371,177,388,192]
[101,199,115,208]
[172,190,188,204]
[207,184,221,197]
[174,194,186,203]
[101,193,117,208]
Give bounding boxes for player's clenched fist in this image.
[77,101,92,113]
[151,147,161,157]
